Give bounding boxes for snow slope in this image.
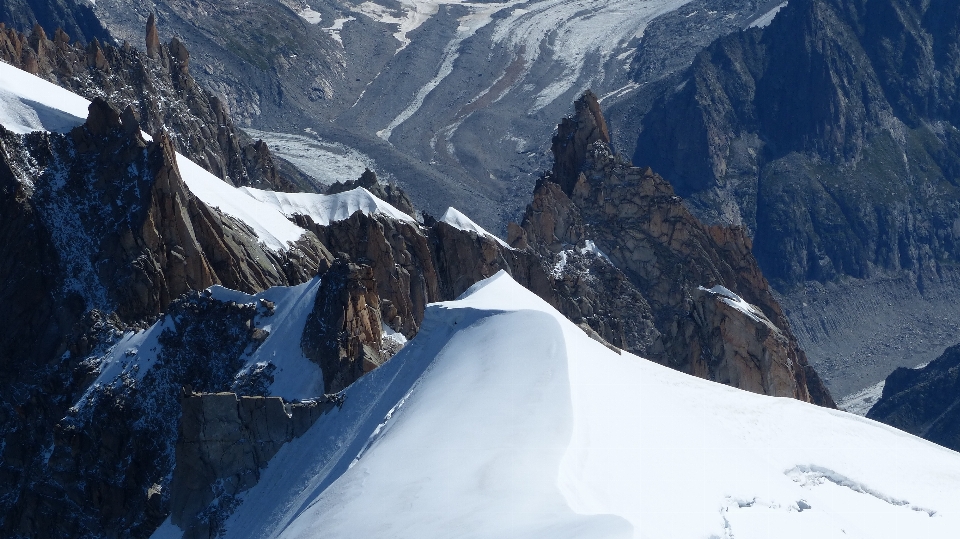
[153,271,960,539]
[75,279,326,409]
[243,186,416,226]
[440,206,509,247]
[0,61,90,133]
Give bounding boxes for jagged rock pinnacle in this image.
[146,13,160,59]
[550,90,611,194]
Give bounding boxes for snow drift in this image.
[152,271,960,539]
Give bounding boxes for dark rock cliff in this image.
[0,99,331,538]
[634,0,960,290]
[0,0,110,45]
[867,343,960,452]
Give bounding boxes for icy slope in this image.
[160,271,960,539]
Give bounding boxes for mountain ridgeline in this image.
[0,17,315,192]
[635,0,960,289]
[0,44,834,537]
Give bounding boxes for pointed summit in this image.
[145,13,160,58]
[550,90,610,194]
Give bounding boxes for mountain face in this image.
[515,92,833,405]
[632,0,960,396]
[0,46,835,536]
[77,0,791,231]
[0,19,315,192]
[867,343,960,452]
[0,0,109,44]
[636,0,960,283]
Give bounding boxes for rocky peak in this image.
[301,258,385,394]
[523,91,834,406]
[550,90,611,194]
[145,13,160,59]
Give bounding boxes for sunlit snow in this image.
[440,206,509,247]
[148,271,960,539]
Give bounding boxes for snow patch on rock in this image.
[441,206,509,247]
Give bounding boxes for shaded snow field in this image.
[144,271,960,539]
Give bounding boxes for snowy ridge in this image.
[699,284,781,333]
[440,206,509,247]
[149,271,960,539]
[0,63,418,252]
[242,186,416,226]
[749,1,788,28]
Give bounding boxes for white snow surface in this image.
[174,156,309,251]
[440,206,509,247]
[207,280,325,399]
[0,61,90,133]
[151,271,960,539]
[243,186,416,226]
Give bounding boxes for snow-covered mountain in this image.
[154,271,960,539]
[9,10,959,537]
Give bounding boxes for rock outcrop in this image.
[867,344,960,453]
[170,392,338,538]
[301,259,384,393]
[519,91,833,405]
[0,98,332,538]
[0,19,315,192]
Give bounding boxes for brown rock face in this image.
[520,91,834,406]
[145,13,161,59]
[551,89,610,194]
[301,259,385,393]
